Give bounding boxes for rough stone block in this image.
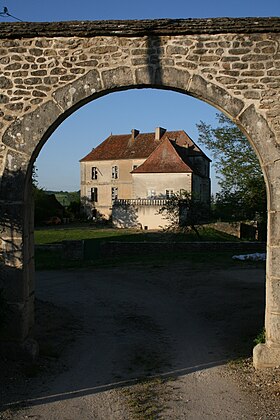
[238,105,280,167]
[267,246,280,278]
[1,236,23,253]
[266,276,280,313]
[53,69,102,111]
[188,74,244,117]
[253,343,280,368]
[155,66,190,91]
[102,66,133,90]
[1,248,23,269]
[267,211,280,246]
[132,57,148,66]
[263,160,280,212]
[265,311,280,344]
[166,45,189,55]
[0,165,28,202]
[135,66,154,85]
[0,76,13,89]
[0,201,24,238]
[2,100,62,156]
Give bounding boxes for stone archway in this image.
[1,18,280,367]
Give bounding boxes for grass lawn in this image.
[34,225,239,245]
[34,224,262,271]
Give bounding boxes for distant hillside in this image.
[45,190,80,207]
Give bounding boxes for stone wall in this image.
[0,18,280,367]
[36,239,266,260]
[100,240,266,257]
[207,222,259,240]
[0,18,280,159]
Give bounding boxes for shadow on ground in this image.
[0,261,265,412]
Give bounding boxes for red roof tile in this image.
[80,132,162,161]
[80,129,210,163]
[131,138,194,173]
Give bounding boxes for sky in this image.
[1,1,279,193]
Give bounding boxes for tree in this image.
[33,188,64,225]
[158,190,208,236]
[32,165,64,224]
[67,198,81,219]
[197,113,267,222]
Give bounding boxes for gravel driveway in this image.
[1,260,278,419]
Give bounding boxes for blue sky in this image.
[1,1,279,193]
[2,1,279,22]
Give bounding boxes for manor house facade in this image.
[80,127,211,228]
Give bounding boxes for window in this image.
[111,187,118,201]
[147,189,156,198]
[91,187,98,202]
[112,165,118,179]
[166,189,174,199]
[91,167,98,180]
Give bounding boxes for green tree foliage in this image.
[32,166,62,224]
[53,191,80,207]
[32,165,81,223]
[67,198,81,219]
[33,187,64,225]
[159,190,208,236]
[197,113,267,222]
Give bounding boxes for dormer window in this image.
[112,165,118,179]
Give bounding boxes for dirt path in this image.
[1,262,277,419]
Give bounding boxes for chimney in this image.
[131,129,139,140]
[155,127,166,140]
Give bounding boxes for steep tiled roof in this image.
[80,129,210,162]
[80,132,162,161]
[131,138,194,173]
[166,131,211,161]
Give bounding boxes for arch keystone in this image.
[101,66,134,90]
[155,67,191,91]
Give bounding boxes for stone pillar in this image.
[253,160,280,368]
[0,181,38,360]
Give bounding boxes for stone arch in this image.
[1,18,280,367]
